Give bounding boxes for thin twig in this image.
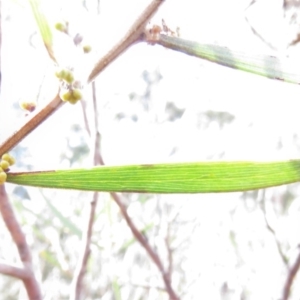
[244,1,277,51]
[110,192,179,300]
[70,192,98,300]
[80,99,91,137]
[70,81,100,300]
[0,185,42,300]
[165,222,173,284]
[259,191,289,266]
[0,93,63,156]
[282,247,300,300]
[91,82,103,165]
[87,0,165,83]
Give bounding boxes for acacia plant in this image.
[1,0,300,299]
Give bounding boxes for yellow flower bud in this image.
[63,71,74,84]
[72,89,82,101]
[0,172,7,184]
[0,160,9,170]
[2,153,15,166]
[55,22,66,32]
[60,88,82,104]
[59,90,72,102]
[55,69,67,79]
[19,100,37,112]
[68,98,79,105]
[83,45,92,53]
[55,69,74,84]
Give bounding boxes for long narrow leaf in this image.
[28,0,56,62]
[6,160,300,193]
[157,35,300,85]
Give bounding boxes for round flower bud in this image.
[55,68,74,84]
[68,97,79,105]
[63,71,74,84]
[0,172,7,184]
[55,69,66,80]
[59,90,72,102]
[72,89,82,101]
[55,22,66,32]
[68,89,82,104]
[0,160,9,170]
[83,45,92,53]
[20,100,37,112]
[2,153,15,166]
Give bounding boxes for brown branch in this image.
[0,2,41,298]
[0,263,29,280]
[87,0,165,83]
[0,93,63,156]
[0,185,42,300]
[282,247,300,300]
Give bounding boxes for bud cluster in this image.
[0,153,15,184]
[56,68,83,105]
[54,21,91,105]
